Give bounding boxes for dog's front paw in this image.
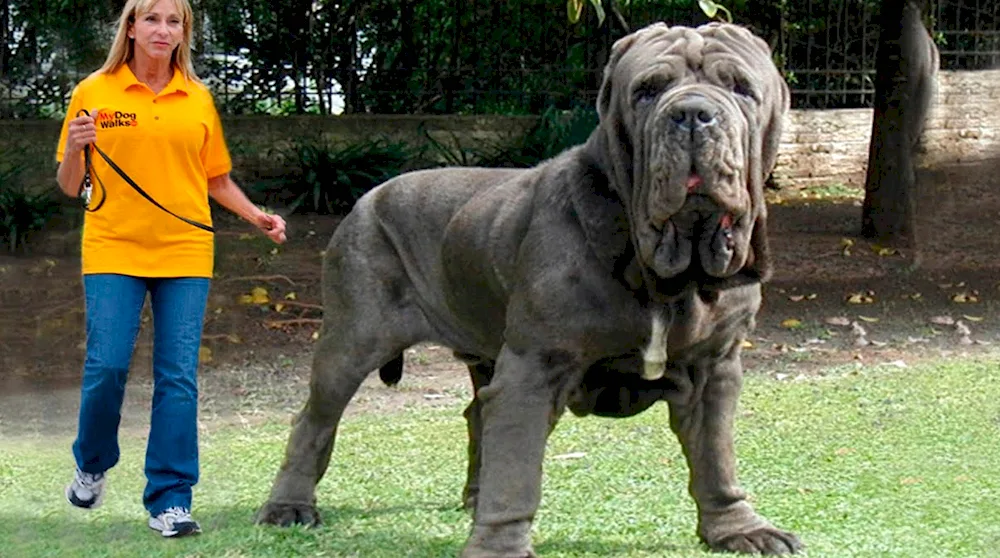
[460,547,537,558]
[699,504,802,555]
[709,527,802,555]
[255,500,321,527]
[461,522,536,558]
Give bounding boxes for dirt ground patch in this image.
[2,158,1000,436]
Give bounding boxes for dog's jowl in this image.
[257,22,800,557]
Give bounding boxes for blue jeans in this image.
[72,274,210,516]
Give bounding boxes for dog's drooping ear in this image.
[596,33,638,123]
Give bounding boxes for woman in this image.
[55,0,286,538]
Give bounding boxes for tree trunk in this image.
[1,0,9,77]
[861,0,939,247]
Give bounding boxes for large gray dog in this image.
[257,22,800,556]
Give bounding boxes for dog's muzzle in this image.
[644,92,750,280]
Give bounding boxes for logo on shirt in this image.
[96,109,139,129]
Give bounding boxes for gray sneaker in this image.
[149,507,202,538]
[65,467,105,509]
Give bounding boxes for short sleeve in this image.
[56,86,86,163]
[201,97,232,179]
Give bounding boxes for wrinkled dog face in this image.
[597,23,789,284]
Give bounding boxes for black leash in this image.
[76,109,214,234]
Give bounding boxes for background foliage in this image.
[2,0,998,118]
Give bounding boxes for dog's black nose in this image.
[668,96,718,130]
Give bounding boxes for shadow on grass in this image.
[2,502,695,557]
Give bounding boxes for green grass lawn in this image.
[2,357,999,557]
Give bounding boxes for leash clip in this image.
[82,176,93,208]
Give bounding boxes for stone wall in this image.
[773,69,1000,188]
[3,69,997,194]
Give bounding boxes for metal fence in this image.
[781,0,1000,110]
[195,0,1000,114]
[1,0,998,117]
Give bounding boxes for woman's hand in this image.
[255,211,287,244]
[65,108,99,156]
[207,173,288,244]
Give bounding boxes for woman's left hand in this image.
[255,212,287,244]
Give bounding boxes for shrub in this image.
[0,153,63,253]
[261,136,412,215]
[474,105,598,168]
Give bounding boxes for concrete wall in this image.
[3,69,998,194]
[773,69,1000,188]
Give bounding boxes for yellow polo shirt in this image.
[56,64,232,278]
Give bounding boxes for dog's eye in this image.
[732,78,757,101]
[632,78,670,106]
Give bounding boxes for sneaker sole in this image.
[148,518,202,538]
[65,484,103,510]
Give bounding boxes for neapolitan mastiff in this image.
[256,22,800,556]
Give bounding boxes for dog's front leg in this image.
[669,344,802,555]
[460,345,569,558]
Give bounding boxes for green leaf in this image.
[698,0,719,18]
[588,0,606,26]
[698,0,733,23]
[567,0,584,24]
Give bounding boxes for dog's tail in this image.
[378,353,404,386]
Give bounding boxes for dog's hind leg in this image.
[460,360,494,512]
[256,212,431,528]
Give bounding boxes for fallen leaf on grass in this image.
[781,318,803,329]
[857,315,879,323]
[900,477,922,486]
[741,340,754,349]
[963,315,984,322]
[239,286,271,305]
[274,303,285,312]
[825,316,851,327]
[199,346,213,364]
[952,293,979,303]
[846,292,875,304]
[841,238,854,256]
[311,331,320,341]
[552,452,587,460]
[850,321,868,338]
[870,244,898,256]
[285,292,298,300]
[929,315,955,326]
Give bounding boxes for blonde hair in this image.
[98,0,200,83]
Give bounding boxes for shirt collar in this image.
[111,62,191,96]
